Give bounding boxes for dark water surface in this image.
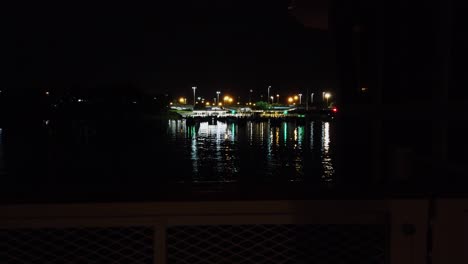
[0,118,338,202]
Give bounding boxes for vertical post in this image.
[155,222,167,264]
[267,86,271,103]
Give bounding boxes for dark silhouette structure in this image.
[329,0,463,192]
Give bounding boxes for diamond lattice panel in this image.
[167,224,387,264]
[0,226,154,263]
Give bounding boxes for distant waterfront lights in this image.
[179,97,187,104]
[223,95,233,104]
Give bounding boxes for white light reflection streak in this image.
[310,122,314,150]
[275,127,280,146]
[191,123,199,175]
[323,122,330,153]
[260,122,264,145]
[321,121,334,181]
[293,127,298,149]
[249,122,253,145]
[268,123,273,157]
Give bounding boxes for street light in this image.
[298,93,302,105]
[223,95,233,104]
[192,86,197,105]
[270,96,274,104]
[324,92,331,107]
[276,94,279,104]
[216,91,220,104]
[249,89,253,103]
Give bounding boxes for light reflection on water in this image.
[321,122,334,181]
[167,119,335,184]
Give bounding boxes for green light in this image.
[284,123,287,142]
[298,126,304,144]
[231,110,236,114]
[283,110,288,115]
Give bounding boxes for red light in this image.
[332,107,338,113]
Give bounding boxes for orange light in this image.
[288,97,294,103]
[293,95,298,100]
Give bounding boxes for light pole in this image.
[192,86,197,105]
[249,89,253,104]
[276,94,279,104]
[267,86,271,103]
[311,93,314,104]
[270,96,274,104]
[298,93,302,105]
[216,91,220,105]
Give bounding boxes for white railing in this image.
[0,199,431,264]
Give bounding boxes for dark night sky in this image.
[8,0,334,98]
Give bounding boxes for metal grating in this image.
[0,226,154,264]
[168,224,387,264]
